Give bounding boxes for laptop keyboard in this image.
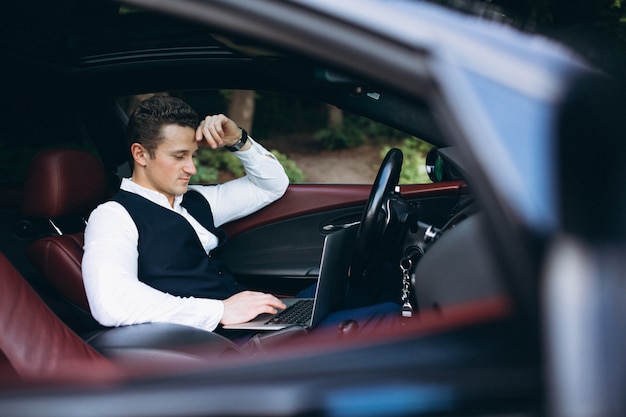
[266,299,314,325]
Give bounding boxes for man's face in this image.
[142,124,198,204]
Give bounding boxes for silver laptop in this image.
[222,225,355,331]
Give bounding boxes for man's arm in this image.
[82,201,286,330]
[191,114,289,226]
[82,202,224,331]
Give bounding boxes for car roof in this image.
[0,0,446,147]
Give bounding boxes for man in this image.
[82,96,289,332]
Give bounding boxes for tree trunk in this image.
[326,104,343,128]
[227,90,256,133]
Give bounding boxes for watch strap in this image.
[225,128,248,152]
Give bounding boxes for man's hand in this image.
[196,114,246,149]
[220,291,287,326]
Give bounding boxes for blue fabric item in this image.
[297,284,401,331]
[320,302,400,330]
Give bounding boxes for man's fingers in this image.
[196,115,227,148]
[219,291,290,325]
[270,297,287,311]
[255,292,287,310]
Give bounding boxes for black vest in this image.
[112,190,245,299]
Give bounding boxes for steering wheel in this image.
[348,147,403,287]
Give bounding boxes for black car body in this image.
[0,0,624,416]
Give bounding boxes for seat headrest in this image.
[22,149,108,218]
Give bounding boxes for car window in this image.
[118,90,434,185]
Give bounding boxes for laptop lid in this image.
[222,225,355,331]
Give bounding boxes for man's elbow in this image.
[87,297,135,328]
[89,304,122,328]
[276,173,289,198]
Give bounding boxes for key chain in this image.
[400,258,414,318]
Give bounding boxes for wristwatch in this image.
[224,128,248,152]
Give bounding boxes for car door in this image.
[219,175,465,296]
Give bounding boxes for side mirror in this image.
[425,148,463,182]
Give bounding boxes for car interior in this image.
[0,1,513,386]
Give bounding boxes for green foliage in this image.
[315,125,364,150]
[190,148,243,184]
[271,149,305,183]
[191,164,219,184]
[382,138,434,184]
[316,113,406,150]
[190,147,305,184]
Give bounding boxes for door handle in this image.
[321,221,360,232]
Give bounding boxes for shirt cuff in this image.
[193,298,224,331]
[234,137,277,163]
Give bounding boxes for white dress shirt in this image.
[82,139,289,332]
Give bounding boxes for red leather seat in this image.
[0,251,239,385]
[0,252,120,384]
[22,149,110,313]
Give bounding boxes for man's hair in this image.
[126,96,199,157]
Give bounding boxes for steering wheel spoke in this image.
[348,148,403,286]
